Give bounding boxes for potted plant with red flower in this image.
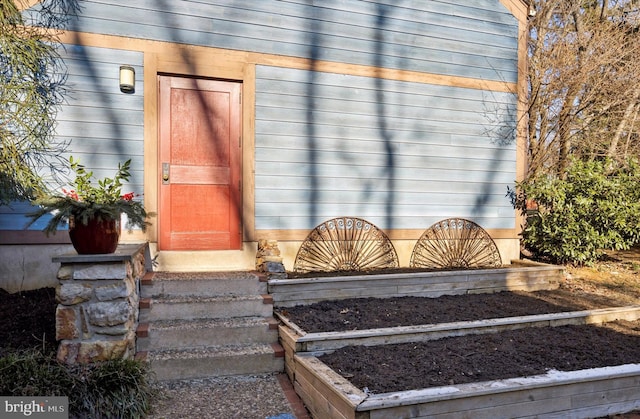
[28,156,152,254]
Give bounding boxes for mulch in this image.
[0,287,57,355]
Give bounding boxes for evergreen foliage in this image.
[0,0,78,204]
[510,158,640,264]
[28,157,152,234]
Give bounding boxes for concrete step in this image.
[139,295,274,322]
[136,271,283,380]
[136,316,279,352]
[141,271,267,299]
[140,343,285,380]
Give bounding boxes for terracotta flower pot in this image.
[68,215,121,254]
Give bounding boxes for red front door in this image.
[158,75,242,250]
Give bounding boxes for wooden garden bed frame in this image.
[293,354,640,419]
[278,305,640,353]
[269,259,563,307]
[270,261,640,418]
[281,306,640,419]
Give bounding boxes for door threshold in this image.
[151,247,257,272]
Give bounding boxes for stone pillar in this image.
[53,243,148,364]
[256,239,287,279]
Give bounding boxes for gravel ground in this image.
[147,373,307,419]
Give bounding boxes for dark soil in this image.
[319,320,640,394]
[0,287,57,356]
[277,290,613,333]
[278,262,640,402]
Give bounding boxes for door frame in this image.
[142,47,257,246]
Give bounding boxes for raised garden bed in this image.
[283,316,640,418]
[268,259,563,307]
[294,353,640,419]
[271,263,640,418]
[278,304,640,353]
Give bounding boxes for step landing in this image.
[137,271,283,380]
[137,316,279,351]
[137,343,285,381]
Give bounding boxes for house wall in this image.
[254,65,517,232]
[54,45,144,184]
[0,46,144,235]
[0,45,145,292]
[62,0,520,83]
[1,0,528,288]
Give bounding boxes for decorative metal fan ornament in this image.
[293,217,399,273]
[410,218,502,269]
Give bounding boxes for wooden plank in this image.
[296,355,367,407]
[270,265,561,288]
[283,351,296,383]
[284,306,640,352]
[270,286,401,306]
[294,355,366,419]
[294,351,640,418]
[359,365,640,417]
[553,401,640,419]
[569,379,640,411]
[269,275,558,292]
[294,371,352,419]
[279,325,299,381]
[269,265,563,306]
[415,375,640,418]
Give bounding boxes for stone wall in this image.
[53,244,148,364]
[255,239,287,279]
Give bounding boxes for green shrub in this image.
[0,350,158,418]
[79,358,157,418]
[0,350,73,397]
[510,158,640,264]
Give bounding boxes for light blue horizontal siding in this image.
[2,45,144,231]
[61,0,519,82]
[255,189,511,208]
[254,65,517,231]
[256,204,513,219]
[0,201,64,231]
[255,147,514,174]
[54,45,144,185]
[255,166,515,186]
[257,153,514,174]
[257,214,515,232]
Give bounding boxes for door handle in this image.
[162,162,170,184]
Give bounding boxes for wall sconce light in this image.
[119,65,135,93]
